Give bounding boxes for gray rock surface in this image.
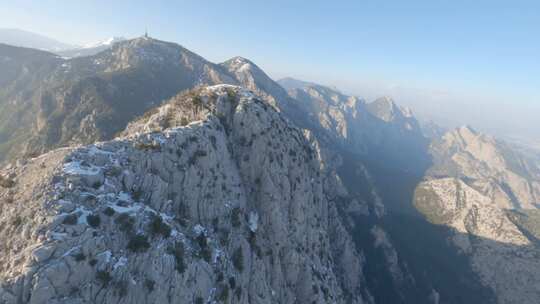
[0,85,370,304]
[415,178,540,304]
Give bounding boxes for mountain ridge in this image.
[1,34,540,304]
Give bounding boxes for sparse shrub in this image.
[115,280,128,298]
[106,166,122,177]
[115,213,135,234]
[217,272,224,282]
[92,181,102,189]
[195,150,208,158]
[134,141,161,151]
[180,117,189,126]
[235,287,242,300]
[248,231,262,258]
[132,189,144,201]
[167,242,186,273]
[4,194,14,204]
[88,258,98,266]
[209,135,217,149]
[192,95,203,107]
[0,176,15,188]
[103,207,115,216]
[231,207,242,228]
[127,234,150,253]
[162,111,175,129]
[212,217,219,231]
[217,283,229,302]
[149,215,171,238]
[175,201,190,227]
[144,279,155,292]
[188,150,207,165]
[73,252,86,262]
[232,247,244,272]
[70,286,80,295]
[219,229,230,247]
[63,214,79,225]
[195,297,204,304]
[96,270,112,286]
[87,214,101,228]
[228,277,236,289]
[168,192,178,201]
[225,87,237,99]
[139,107,160,120]
[11,215,22,228]
[196,233,212,263]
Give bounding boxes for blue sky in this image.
[1,0,539,141]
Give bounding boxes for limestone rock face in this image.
[0,85,369,304]
[416,126,540,304]
[415,178,540,304]
[429,126,540,209]
[282,82,429,174]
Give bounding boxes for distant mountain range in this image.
[0,28,76,51]
[0,28,125,58]
[56,37,126,58]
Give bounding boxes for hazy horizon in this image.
[1,0,538,144]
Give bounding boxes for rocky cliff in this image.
[0,85,370,304]
[410,124,540,303]
[281,81,430,174]
[415,178,540,304]
[428,126,540,210]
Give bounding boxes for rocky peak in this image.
[367,96,409,122]
[97,37,208,71]
[276,77,318,91]
[421,120,447,139]
[221,56,256,72]
[457,124,477,135]
[124,84,258,135]
[429,126,540,209]
[0,37,242,165]
[414,177,540,303]
[220,57,288,104]
[0,85,369,304]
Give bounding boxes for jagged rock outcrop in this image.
[415,178,540,304]
[429,126,540,209]
[411,125,540,304]
[280,80,430,174]
[0,85,370,304]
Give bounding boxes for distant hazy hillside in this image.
[57,37,126,58]
[0,28,75,51]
